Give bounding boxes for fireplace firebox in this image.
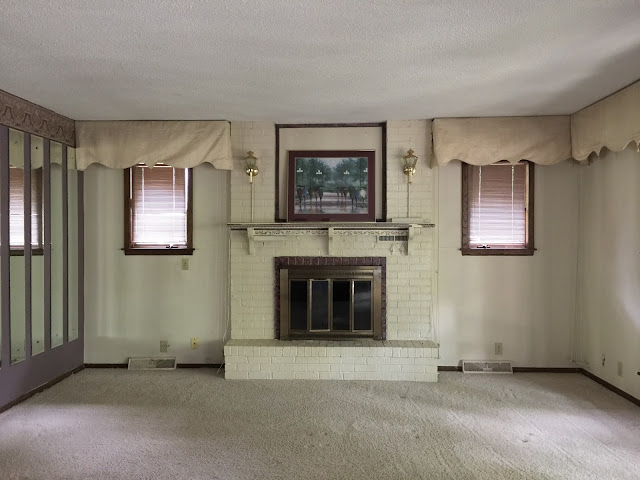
[280,266,382,340]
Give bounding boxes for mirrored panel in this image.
[31,136,45,355]
[50,142,64,348]
[9,129,26,363]
[0,129,2,367]
[68,148,78,341]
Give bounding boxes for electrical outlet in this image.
[160,340,169,353]
[181,258,189,271]
[617,361,623,377]
[494,342,503,356]
[191,338,199,350]
[602,354,606,367]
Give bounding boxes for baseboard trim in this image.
[580,368,640,408]
[0,365,85,415]
[84,363,224,369]
[513,367,581,373]
[176,363,224,368]
[84,363,128,368]
[438,366,582,373]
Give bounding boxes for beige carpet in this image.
[0,370,639,480]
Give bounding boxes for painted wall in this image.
[576,145,640,399]
[84,120,588,370]
[83,164,229,364]
[437,160,580,367]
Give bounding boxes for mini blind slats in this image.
[9,167,43,248]
[469,163,527,247]
[131,165,188,247]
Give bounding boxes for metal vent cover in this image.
[462,360,513,374]
[128,357,177,370]
[378,235,408,242]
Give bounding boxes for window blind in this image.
[130,165,188,247]
[469,162,528,247]
[9,167,43,248]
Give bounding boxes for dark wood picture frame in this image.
[287,150,375,222]
[461,161,535,256]
[123,166,194,255]
[275,123,387,222]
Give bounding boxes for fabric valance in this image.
[75,120,233,171]
[432,116,572,166]
[571,81,640,161]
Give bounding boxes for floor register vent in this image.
[128,357,177,370]
[462,360,513,374]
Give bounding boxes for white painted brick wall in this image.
[386,120,433,222]
[230,229,434,341]
[224,340,438,381]
[230,122,276,223]
[228,120,437,369]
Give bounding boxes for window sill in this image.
[124,247,194,256]
[9,248,44,256]
[462,247,535,256]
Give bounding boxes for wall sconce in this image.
[402,149,418,219]
[402,149,418,184]
[244,151,259,184]
[244,151,259,223]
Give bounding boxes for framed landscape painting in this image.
[287,150,375,222]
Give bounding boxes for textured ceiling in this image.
[1,0,640,122]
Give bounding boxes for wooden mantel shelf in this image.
[228,222,435,255]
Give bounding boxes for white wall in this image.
[437,160,580,367]
[84,164,229,364]
[576,146,640,399]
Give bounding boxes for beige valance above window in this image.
[571,81,640,161]
[432,116,572,166]
[75,120,233,171]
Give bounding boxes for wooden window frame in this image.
[461,161,535,256]
[123,166,194,256]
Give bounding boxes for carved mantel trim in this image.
[0,89,75,147]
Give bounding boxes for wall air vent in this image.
[378,235,408,242]
[128,357,177,370]
[462,360,513,374]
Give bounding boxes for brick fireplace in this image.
[224,120,438,381]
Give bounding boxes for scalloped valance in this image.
[432,116,572,167]
[571,81,640,161]
[75,120,233,171]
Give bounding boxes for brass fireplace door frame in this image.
[280,266,382,340]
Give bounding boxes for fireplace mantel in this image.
[228,222,435,255]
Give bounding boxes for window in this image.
[461,161,534,255]
[9,167,43,253]
[124,164,193,255]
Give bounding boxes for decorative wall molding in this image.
[229,222,432,255]
[0,89,75,147]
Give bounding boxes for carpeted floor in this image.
[0,370,639,480]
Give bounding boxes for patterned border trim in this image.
[274,256,387,340]
[0,89,75,147]
[251,229,407,237]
